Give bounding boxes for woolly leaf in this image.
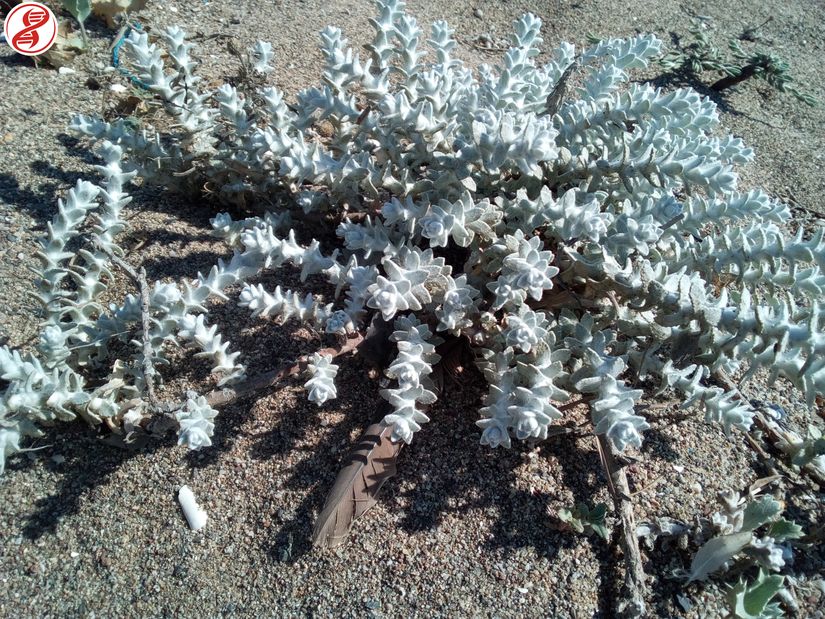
[741,496,782,532]
[62,0,91,23]
[687,531,752,582]
[727,571,785,619]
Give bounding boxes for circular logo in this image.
[3,2,57,56]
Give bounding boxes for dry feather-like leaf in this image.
[41,20,87,69]
[312,422,402,548]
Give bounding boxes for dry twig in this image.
[596,435,647,617]
[98,244,161,412]
[203,333,365,408]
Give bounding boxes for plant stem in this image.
[714,370,825,485]
[201,333,365,408]
[710,63,758,91]
[98,244,161,413]
[596,434,647,617]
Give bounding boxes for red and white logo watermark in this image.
[3,2,57,56]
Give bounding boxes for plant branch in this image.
[595,434,647,618]
[558,397,590,412]
[98,244,161,412]
[201,332,365,408]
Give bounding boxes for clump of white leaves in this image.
[304,354,339,405]
[176,393,220,449]
[1,1,823,476]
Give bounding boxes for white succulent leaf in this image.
[176,393,219,449]
[304,353,339,405]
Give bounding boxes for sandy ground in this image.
[0,0,824,617]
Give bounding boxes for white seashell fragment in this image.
[178,485,208,530]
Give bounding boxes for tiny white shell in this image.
[178,485,208,530]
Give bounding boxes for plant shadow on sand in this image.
[245,357,382,562]
[241,357,629,615]
[10,307,314,542]
[13,422,178,540]
[643,71,787,128]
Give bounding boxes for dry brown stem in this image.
[595,435,647,617]
[98,244,162,413]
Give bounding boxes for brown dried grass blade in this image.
[312,422,402,548]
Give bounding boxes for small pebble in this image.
[58,67,76,75]
[110,84,127,94]
[473,8,483,18]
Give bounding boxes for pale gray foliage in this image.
[1,0,823,474]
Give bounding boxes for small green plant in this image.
[656,20,817,106]
[556,502,609,540]
[61,0,91,43]
[727,570,785,619]
[684,481,804,617]
[657,20,739,77]
[712,41,817,106]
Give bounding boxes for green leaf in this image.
[62,0,92,23]
[728,571,785,618]
[590,522,609,541]
[559,503,608,538]
[768,518,803,542]
[741,496,781,532]
[589,502,608,521]
[687,531,752,582]
[558,507,584,533]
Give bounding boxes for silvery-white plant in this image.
[1,0,823,476]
